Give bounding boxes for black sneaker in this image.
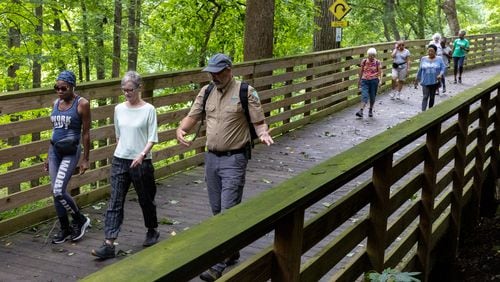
[71,216,91,242]
[458,77,462,83]
[91,242,116,259]
[368,109,373,117]
[355,110,363,118]
[52,228,72,244]
[143,229,160,247]
[223,252,240,266]
[199,268,221,282]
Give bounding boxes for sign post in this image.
[329,0,352,45]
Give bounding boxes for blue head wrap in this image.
[57,70,76,86]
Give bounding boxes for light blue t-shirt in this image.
[114,102,158,160]
[416,56,445,86]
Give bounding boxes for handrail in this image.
[82,75,499,281]
[0,34,499,238]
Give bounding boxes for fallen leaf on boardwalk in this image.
[5,242,12,246]
[193,180,203,184]
[347,252,355,257]
[170,231,177,236]
[262,178,272,184]
[311,170,326,175]
[68,252,74,256]
[322,202,332,207]
[159,218,174,225]
[116,249,131,257]
[169,200,179,205]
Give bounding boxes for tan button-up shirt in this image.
[188,78,265,151]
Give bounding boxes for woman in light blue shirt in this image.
[415,45,446,111]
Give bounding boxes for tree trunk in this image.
[81,0,91,81]
[199,1,222,68]
[52,9,65,71]
[32,4,42,88]
[7,3,21,192]
[441,0,460,36]
[96,16,106,80]
[384,0,400,41]
[313,0,336,52]
[112,0,122,78]
[243,0,275,61]
[127,0,141,71]
[416,0,425,38]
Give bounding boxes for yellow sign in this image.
[331,20,348,28]
[329,0,352,21]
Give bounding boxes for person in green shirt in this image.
[452,30,470,84]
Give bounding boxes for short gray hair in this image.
[367,48,377,55]
[121,71,143,89]
[432,33,441,41]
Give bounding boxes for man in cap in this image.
[176,53,273,281]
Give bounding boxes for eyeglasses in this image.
[121,88,137,93]
[54,85,69,92]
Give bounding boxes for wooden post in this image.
[417,124,441,281]
[272,209,304,282]
[443,107,469,280]
[367,154,393,271]
[471,95,490,222]
[283,66,294,131]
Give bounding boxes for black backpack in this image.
[201,82,259,148]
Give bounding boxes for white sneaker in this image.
[390,92,395,100]
[396,92,401,100]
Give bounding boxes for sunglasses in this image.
[54,85,70,92]
[121,88,137,93]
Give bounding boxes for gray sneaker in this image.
[91,242,116,259]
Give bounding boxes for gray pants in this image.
[204,151,248,215]
[204,151,248,273]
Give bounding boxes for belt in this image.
[208,147,246,157]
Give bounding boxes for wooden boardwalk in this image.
[0,65,498,281]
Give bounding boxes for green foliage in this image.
[0,0,496,91]
[366,268,421,282]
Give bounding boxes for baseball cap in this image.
[202,53,232,73]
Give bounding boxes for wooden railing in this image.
[0,34,499,237]
[81,75,499,281]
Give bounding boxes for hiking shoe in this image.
[355,110,363,118]
[368,109,373,117]
[91,242,116,259]
[454,79,457,84]
[223,252,240,266]
[143,229,160,247]
[396,92,401,99]
[199,268,222,282]
[458,77,462,83]
[443,87,446,93]
[71,215,91,242]
[52,228,72,244]
[390,92,395,100]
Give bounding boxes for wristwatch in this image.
[140,152,146,157]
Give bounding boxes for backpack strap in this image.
[201,83,215,126]
[239,82,258,148]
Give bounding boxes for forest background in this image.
[1,0,499,94]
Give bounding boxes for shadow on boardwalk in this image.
[0,65,498,281]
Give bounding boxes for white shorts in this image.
[392,67,408,81]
